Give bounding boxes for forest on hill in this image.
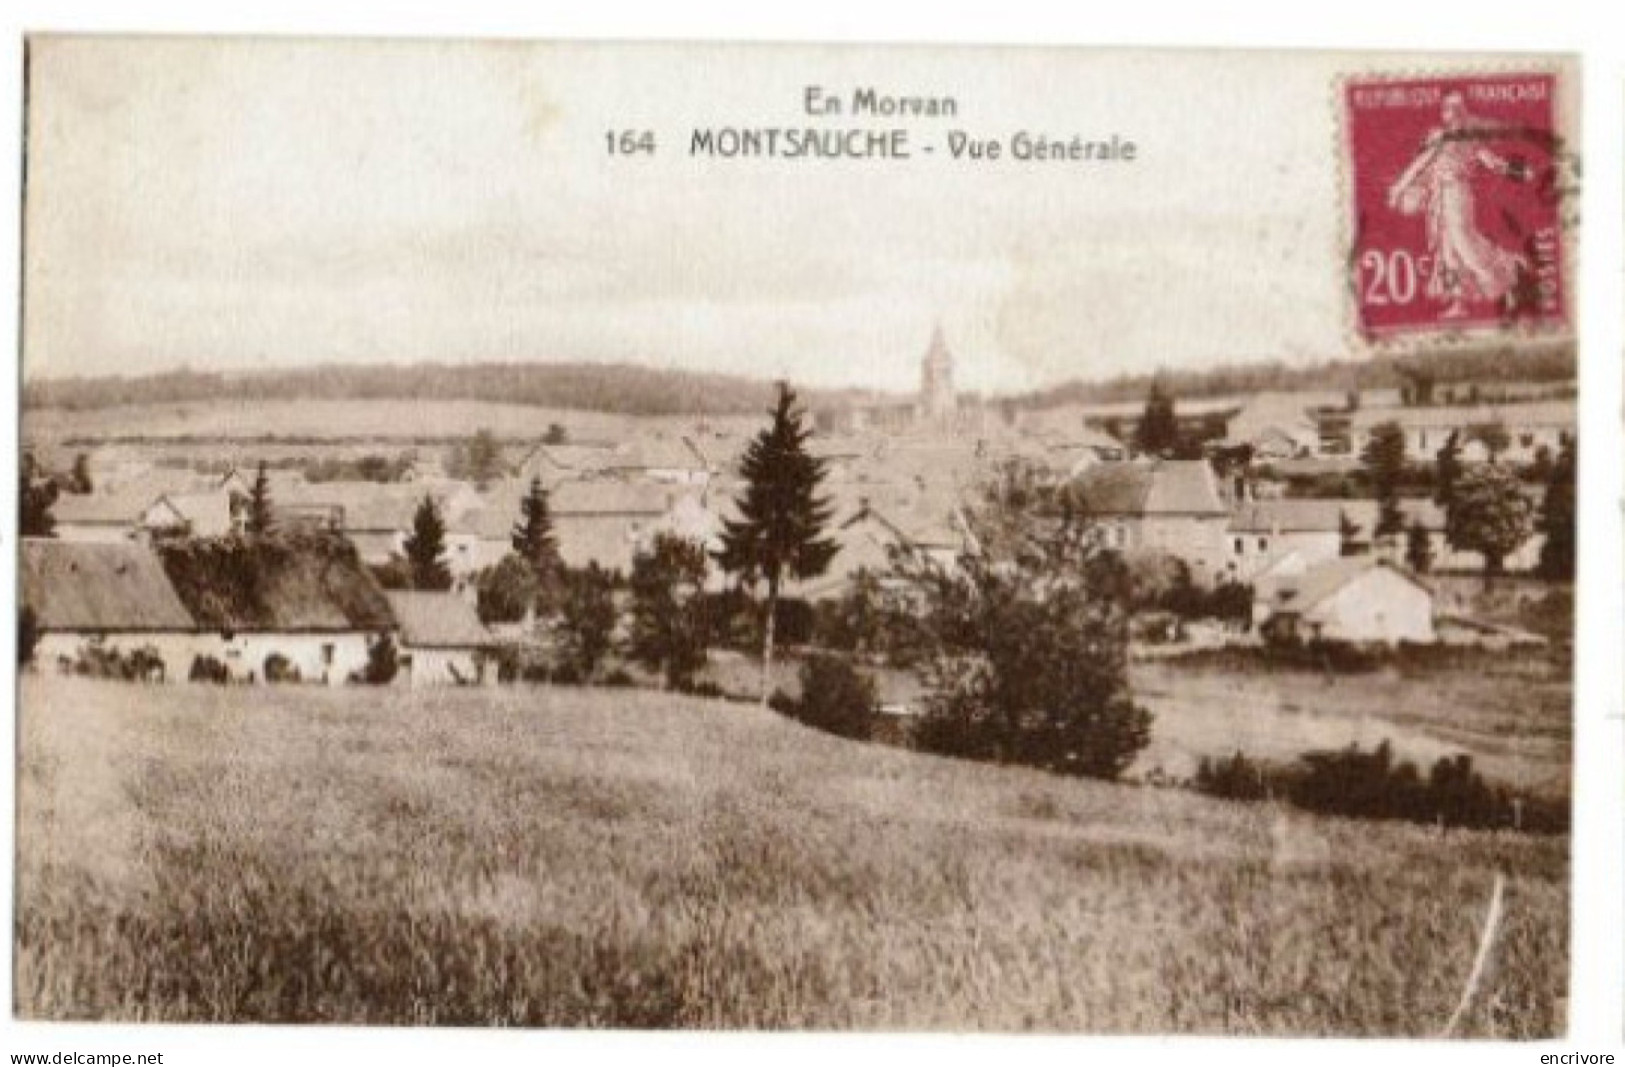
[22,363,864,417]
[1009,341,1577,411]
[22,341,1574,416]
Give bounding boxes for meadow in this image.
[15,676,1567,1035]
[1129,647,1572,798]
[22,399,757,447]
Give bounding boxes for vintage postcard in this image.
[15,37,1577,1037]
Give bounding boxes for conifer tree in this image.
[1134,381,1180,458]
[404,495,453,591]
[1434,430,1463,509]
[1360,421,1407,540]
[246,461,275,535]
[716,382,838,701]
[512,476,561,579]
[20,453,57,539]
[1405,519,1433,574]
[1537,433,1576,581]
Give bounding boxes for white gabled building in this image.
[1256,557,1437,645]
[385,591,494,687]
[21,539,208,681]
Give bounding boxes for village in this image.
[19,328,1575,700]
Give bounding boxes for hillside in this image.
[21,362,873,419]
[16,677,1565,1034]
[1009,340,1576,411]
[21,341,1575,419]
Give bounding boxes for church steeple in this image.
[920,323,956,421]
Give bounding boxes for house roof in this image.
[21,540,198,632]
[603,436,710,472]
[385,591,490,648]
[554,516,644,573]
[151,491,235,536]
[1230,499,1357,534]
[1070,460,1227,517]
[51,470,204,526]
[1349,399,1575,432]
[157,530,396,633]
[520,443,620,476]
[1269,557,1430,616]
[458,480,680,541]
[1234,497,1457,537]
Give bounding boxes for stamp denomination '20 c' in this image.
[1343,73,1566,342]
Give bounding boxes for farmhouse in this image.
[21,539,205,680]
[1256,557,1436,645]
[1348,400,1574,463]
[156,531,397,685]
[141,491,240,539]
[516,442,619,484]
[1225,499,1350,579]
[600,436,714,486]
[385,591,493,687]
[50,473,224,543]
[1223,392,1326,459]
[1069,460,1231,579]
[458,480,692,576]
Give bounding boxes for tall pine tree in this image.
[511,476,561,578]
[20,452,57,539]
[1360,420,1407,541]
[716,382,838,702]
[1434,430,1463,509]
[404,495,453,591]
[1134,381,1180,458]
[1537,433,1576,581]
[246,461,275,535]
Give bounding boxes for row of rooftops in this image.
[21,539,489,646]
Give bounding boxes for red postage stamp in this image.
[1343,72,1567,342]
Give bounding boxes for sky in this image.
[21,37,1577,394]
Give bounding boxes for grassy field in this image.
[22,399,760,446]
[15,676,1567,1035]
[1130,649,1571,798]
[733,645,1572,799]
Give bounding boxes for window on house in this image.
[322,644,335,666]
[1233,537,1245,555]
[1258,537,1269,552]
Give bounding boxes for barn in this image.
[1257,557,1436,645]
[21,539,206,680]
[385,591,493,687]
[155,530,397,685]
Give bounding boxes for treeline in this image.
[1008,341,1576,410]
[22,362,862,417]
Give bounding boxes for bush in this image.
[1193,751,1275,802]
[263,654,300,685]
[1190,740,1564,834]
[898,467,1151,781]
[360,634,399,685]
[772,598,817,646]
[776,655,877,741]
[601,668,637,689]
[73,644,166,682]
[557,563,618,682]
[1258,634,1383,674]
[475,554,542,626]
[189,655,232,684]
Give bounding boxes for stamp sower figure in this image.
[1385,91,1528,319]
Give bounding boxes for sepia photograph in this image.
[14,36,1579,1037]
